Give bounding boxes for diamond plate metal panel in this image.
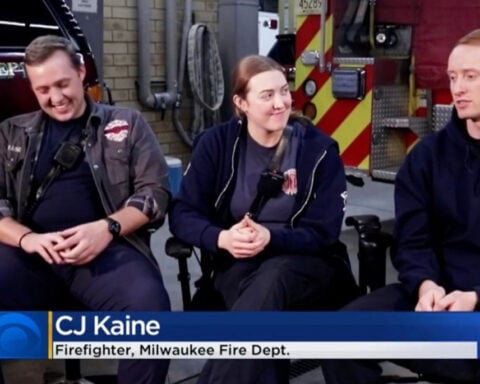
[409,116,430,139]
[371,85,409,174]
[381,117,429,138]
[371,167,398,182]
[432,104,453,131]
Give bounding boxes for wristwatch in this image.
[104,217,121,238]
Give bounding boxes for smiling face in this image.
[26,49,87,122]
[234,69,292,144]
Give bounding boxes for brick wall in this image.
[103,0,219,164]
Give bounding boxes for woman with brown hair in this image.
[169,55,349,383]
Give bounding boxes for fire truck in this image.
[287,0,480,182]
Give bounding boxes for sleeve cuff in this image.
[200,225,223,254]
[125,195,160,220]
[473,286,480,311]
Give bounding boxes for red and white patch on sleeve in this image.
[104,119,129,142]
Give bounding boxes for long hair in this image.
[231,55,287,118]
[24,35,82,70]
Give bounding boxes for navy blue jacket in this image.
[394,109,480,298]
[169,117,347,259]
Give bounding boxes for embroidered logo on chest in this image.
[283,168,297,195]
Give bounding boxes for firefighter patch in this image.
[282,168,298,195]
[104,119,129,142]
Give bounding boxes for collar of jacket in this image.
[85,94,102,128]
[446,107,468,144]
[232,116,335,182]
[444,108,480,172]
[446,108,480,150]
[215,116,334,211]
[12,94,101,135]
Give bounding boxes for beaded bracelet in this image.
[18,231,33,251]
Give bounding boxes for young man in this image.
[0,35,171,383]
[322,28,480,383]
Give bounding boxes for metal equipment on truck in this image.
[287,0,480,182]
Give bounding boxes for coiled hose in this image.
[173,23,224,148]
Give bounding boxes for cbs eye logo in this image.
[0,313,41,356]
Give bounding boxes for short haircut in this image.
[24,35,82,69]
[455,29,480,47]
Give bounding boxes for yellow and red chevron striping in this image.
[318,98,361,136]
[340,124,371,167]
[295,14,320,60]
[293,6,372,170]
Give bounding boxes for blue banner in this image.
[51,311,480,342]
[1,311,479,359]
[0,312,48,359]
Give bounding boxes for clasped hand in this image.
[20,220,113,265]
[416,279,478,311]
[217,215,270,259]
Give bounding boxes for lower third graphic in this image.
[0,312,47,358]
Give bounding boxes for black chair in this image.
[344,214,393,294]
[165,237,362,312]
[166,215,479,384]
[164,215,394,382]
[166,214,393,308]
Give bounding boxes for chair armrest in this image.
[165,236,193,260]
[345,214,381,233]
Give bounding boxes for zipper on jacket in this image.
[214,134,241,209]
[290,149,328,227]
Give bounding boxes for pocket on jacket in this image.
[5,148,24,174]
[104,146,130,186]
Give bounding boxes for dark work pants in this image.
[321,283,480,384]
[0,241,171,384]
[198,254,337,384]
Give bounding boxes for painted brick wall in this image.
[103,0,219,164]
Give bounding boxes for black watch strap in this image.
[104,217,121,238]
